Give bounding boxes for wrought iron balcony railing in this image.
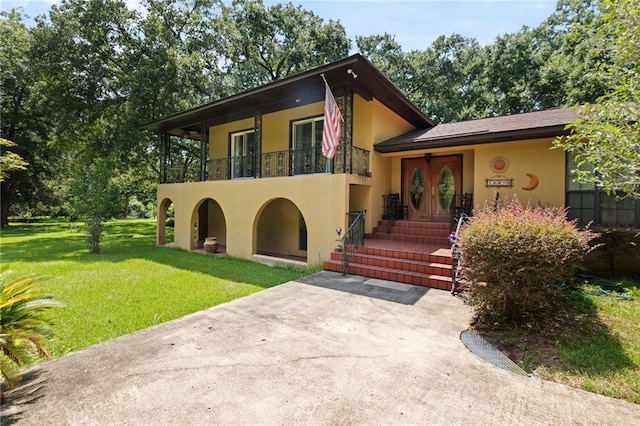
[162,146,370,183]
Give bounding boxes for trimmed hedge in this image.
[459,197,594,324]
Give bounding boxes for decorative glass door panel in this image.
[403,158,429,219]
[430,157,461,221]
[409,167,425,211]
[438,166,455,211]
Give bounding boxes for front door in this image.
[403,155,461,221]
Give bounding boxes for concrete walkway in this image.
[4,271,640,425]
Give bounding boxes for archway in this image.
[158,198,174,246]
[190,198,227,252]
[255,198,307,261]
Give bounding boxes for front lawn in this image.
[478,278,640,404]
[0,218,310,358]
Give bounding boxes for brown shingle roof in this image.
[375,107,578,153]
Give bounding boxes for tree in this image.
[406,34,490,122]
[0,11,56,227]
[356,33,490,123]
[356,33,409,86]
[0,138,28,182]
[70,157,120,253]
[482,28,543,115]
[556,0,640,198]
[536,0,605,106]
[223,0,350,89]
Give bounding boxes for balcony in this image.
[161,145,370,183]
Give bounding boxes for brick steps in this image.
[369,232,449,245]
[324,258,452,290]
[323,219,454,291]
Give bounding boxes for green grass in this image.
[0,218,310,358]
[482,278,640,404]
[549,279,640,402]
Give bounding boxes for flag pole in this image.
[320,73,343,122]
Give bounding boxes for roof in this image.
[374,107,578,153]
[142,54,434,138]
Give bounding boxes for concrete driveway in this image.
[4,271,640,425]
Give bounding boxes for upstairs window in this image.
[230,130,255,179]
[291,116,325,175]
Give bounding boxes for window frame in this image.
[290,115,325,175]
[229,128,256,179]
[566,153,640,228]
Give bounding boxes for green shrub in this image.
[128,196,147,219]
[459,197,594,324]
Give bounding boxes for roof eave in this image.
[374,125,570,153]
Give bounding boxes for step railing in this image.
[382,193,405,233]
[340,210,366,275]
[449,213,470,295]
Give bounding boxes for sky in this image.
[3,0,559,51]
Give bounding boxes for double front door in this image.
[402,155,461,221]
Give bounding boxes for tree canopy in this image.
[555,0,640,199]
[0,0,627,229]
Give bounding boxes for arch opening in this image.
[190,198,227,252]
[255,198,307,262]
[158,198,174,246]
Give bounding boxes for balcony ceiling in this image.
[142,54,434,139]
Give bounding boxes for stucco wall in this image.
[368,99,416,228]
[472,137,565,208]
[157,173,350,268]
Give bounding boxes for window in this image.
[230,130,255,178]
[291,116,325,175]
[566,153,639,227]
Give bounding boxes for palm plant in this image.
[0,271,62,388]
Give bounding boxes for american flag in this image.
[321,80,343,159]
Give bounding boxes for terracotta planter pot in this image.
[203,237,219,253]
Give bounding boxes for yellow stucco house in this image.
[143,54,639,286]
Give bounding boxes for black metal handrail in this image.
[352,146,370,176]
[209,158,230,181]
[230,155,257,179]
[163,165,201,183]
[204,146,370,180]
[289,146,328,175]
[341,210,366,275]
[450,193,473,232]
[261,150,289,178]
[450,212,470,295]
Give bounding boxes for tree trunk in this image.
[123,194,131,218]
[1,182,12,228]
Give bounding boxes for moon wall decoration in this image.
[522,173,539,190]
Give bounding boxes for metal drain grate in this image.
[460,330,529,376]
